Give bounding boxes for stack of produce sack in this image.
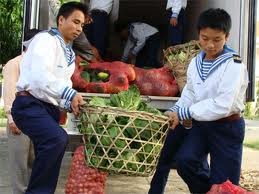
[71,56,179,96]
[65,146,107,194]
[77,86,170,176]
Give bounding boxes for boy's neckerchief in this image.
[49,28,75,66]
[195,45,237,81]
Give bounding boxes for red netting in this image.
[65,146,107,194]
[132,66,179,96]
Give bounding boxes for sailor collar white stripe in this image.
[195,46,236,81]
[207,53,233,76]
[49,28,75,66]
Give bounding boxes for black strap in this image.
[233,54,242,63]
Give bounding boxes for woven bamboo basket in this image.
[78,105,170,177]
[164,40,202,92]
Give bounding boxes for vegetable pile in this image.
[65,146,107,194]
[78,86,170,176]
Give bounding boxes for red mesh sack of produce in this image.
[86,61,136,93]
[71,57,136,94]
[71,56,91,91]
[132,66,179,96]
[65,146,107,194]
[207,180,259,194]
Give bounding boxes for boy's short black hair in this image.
[197,8,232,35]
[56,2,88,26]
[114,21,129,33]
[24,28,41,41]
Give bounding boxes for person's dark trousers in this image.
[11,95,69,194]
[135,32,161,68]
[176,118,245,194]
[167,8,186,46]
[148,124,189,194]
[84,9,108,58]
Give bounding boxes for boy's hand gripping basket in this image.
[164,40,202,92]
[78,105,170,177]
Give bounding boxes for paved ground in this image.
[0,120,259,194]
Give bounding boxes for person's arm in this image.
[189,60,248,121]
[130,26,147,56]
[168,0,183,26]
[169,0,183,19]
[110,0,119,22]
[3,56,22,134]
[121,38,134,62]
[131,37,146,57]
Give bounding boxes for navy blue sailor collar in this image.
[195,44,237,81]
[49,28,75,66]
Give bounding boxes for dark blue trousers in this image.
[11,95,68,194]
[148,124,189,194]
[167,8,186,46]
[84,10,108,58]
[149,118,245,194]
[135,32,161,68]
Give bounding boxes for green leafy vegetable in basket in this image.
[113,160,124,169]
[122,151,139,171]
[108,126,120,138]
[110,85,141,110]
[100,135,112,146]
[143,144,153,153]
[115,139,127,148]
[178,51,187,62]
[124,127,138,138]
[116,116,130,125]
[138,101,162,115]
[89,96,110,107]
[90,157,99,166]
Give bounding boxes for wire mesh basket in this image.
[164,40,202,92]
[78,105,170,177]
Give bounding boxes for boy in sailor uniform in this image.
[149,8,248,194]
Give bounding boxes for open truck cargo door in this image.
[246,0,257,102]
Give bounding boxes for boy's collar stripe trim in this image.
[195,45,236,81]
[49,28,75,66]
[195,55,204,81]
